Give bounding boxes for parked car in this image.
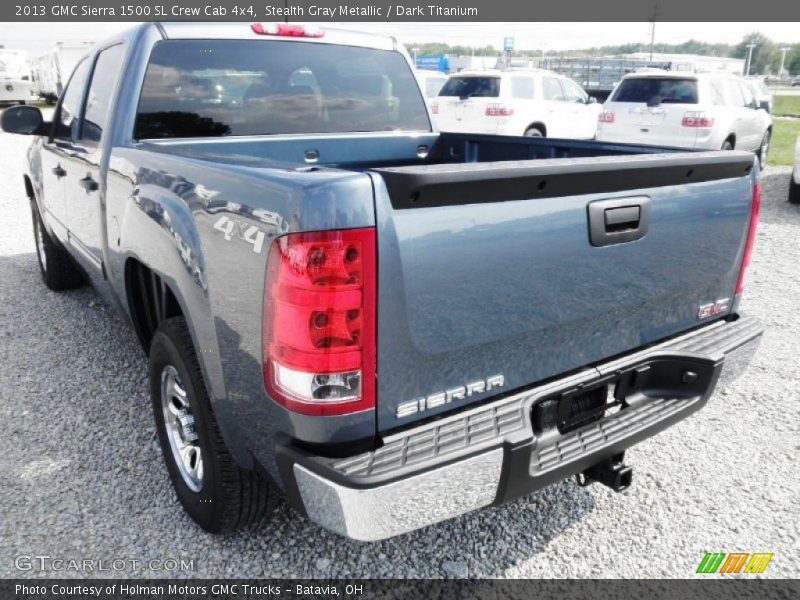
[1,22,763,541]
[597,71,773,169]
[745,77,773,113]
[0,49,34,105]
[415,69,448,99]
[790,137,800,204]
[415,69,448,126]
[433,69,602,138]
[792,76,800,87]
[31,41,94,104]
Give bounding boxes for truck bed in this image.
[140,132,756,432]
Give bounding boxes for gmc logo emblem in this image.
[698,298,730,320]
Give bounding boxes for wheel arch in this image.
[525,122,547,137]
[124,257,185,353]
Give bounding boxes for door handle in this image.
[51,165,66,178]
[588,196,651,247]
[79,175,99,192]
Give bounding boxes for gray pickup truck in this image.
[2,22,763,541]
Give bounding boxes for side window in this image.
[542,77,565,101]
[726,79,745,107]
[82,44,126,143]
[561,79,587,103]
[709,79,727,106]
[55,58,90,140]
[510,76,535,99]
[738,82,755,109]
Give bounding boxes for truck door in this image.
[39,57,90,237]
[61,44,125,274]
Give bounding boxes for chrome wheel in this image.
[160,365,203,492]
[35,216,47,272]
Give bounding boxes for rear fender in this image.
[115,180,254,469]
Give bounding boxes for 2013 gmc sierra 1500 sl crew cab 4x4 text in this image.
[1,22,763,541]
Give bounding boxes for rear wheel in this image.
[31,204,84,290]
[757,131,770,171]
[524,126,544,138]
[149,317,275,532]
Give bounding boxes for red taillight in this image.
[598,111,615,123]
[263,228,376,416]
[485,104,514,117]
[681,112,714,128]
[251,23,324,38]
[735,182,760,296]
[431,101,439,115]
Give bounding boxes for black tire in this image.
[789,177,800,204]
[757,130,770,171]
[524,126,544,138]
[31,204,84,290]
[149,317,274,533]
[721,139,734,151]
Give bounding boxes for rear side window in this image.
[612,78,698,104]
[438,77,500,98]
[510,76,535,99]
[709,79,727,106]
[135,40,431,138]
[82,44,126,143]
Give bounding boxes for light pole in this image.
[745,43,756,76]
[779,47,790,78]
[649,5,658,62]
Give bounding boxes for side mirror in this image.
[1,105,49,135]
[587,96,598,104]
[758,100,770,112]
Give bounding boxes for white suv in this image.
[597,71,773,169]
[432,69,602,139]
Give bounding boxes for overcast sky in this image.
[1,22,799,56]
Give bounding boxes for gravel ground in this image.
[0,113,798,579]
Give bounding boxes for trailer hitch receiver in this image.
[577,453,632,492]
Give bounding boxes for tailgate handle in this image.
[604,206,640,232]
[588,196,651,247]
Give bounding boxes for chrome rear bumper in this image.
[281,315,762,541]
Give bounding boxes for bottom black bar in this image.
[0,579,797,600]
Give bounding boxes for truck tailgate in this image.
[369,151,756,431]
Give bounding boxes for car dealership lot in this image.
[0,114,798,579]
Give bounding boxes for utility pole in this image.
[745,43,756,76]
[779,47,790,78]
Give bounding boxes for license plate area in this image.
[531,354,718,437]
